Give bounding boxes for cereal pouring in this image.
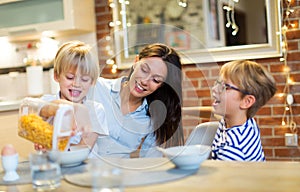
[18,97,74,151]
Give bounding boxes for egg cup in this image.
[1,153,20,181]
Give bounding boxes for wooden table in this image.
[1,159,300,192]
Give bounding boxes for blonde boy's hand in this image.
[34,143,47,152]
[40,99,92,133]
[52,100,93,132]
[72,103,92,133]
[37,99,92,152]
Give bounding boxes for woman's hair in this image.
[220,60,277,118]
[129,43,184,147]
[54,40,99,84]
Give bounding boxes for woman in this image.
[88,43,184,158]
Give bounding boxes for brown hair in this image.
[129,43,184,147]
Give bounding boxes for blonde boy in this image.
[38,41,108,158]
[211,60,276,161]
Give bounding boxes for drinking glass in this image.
[89,158,123,192]
[29,151,61,191]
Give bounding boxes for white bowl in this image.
[49,145,90,167]
[160,145,211,170]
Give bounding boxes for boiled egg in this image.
[1,144,17,156]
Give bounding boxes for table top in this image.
[1,158,300,192]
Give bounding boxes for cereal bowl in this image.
[49,145,90,167]
[158,145,211,170]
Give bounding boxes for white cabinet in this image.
[0,0,95,40]
[0,110,35,158]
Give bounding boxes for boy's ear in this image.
[53,72,59,82]
[240,95,256,109]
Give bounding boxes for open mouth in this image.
[212,95,221,106]
[69,89,81,97]
[212,99,220,106]
[135,81,146,93]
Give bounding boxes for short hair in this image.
[220,60,277,118]
[54,41,99,84]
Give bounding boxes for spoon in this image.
[156,147,167,156]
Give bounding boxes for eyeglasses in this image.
[214,80,250,95]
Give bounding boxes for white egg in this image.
[1,144,17,156]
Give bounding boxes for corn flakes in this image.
[18,114,69,151]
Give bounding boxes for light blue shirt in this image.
[88,77,161,158]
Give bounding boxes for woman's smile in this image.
[134,81,146,93]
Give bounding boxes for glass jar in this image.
[18,97,74,151]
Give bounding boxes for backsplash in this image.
[0,32,98,101]
[0,70,53,101]
[0,39,24,68]
[0,32,98,69]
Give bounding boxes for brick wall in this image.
[94,0,300,161]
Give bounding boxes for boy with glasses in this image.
[211,60,276,161]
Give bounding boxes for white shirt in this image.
[40,93,109,158]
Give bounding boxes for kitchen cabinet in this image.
[0,0,95,40]
[0,110,34,158]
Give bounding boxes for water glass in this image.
[89,159,123,192]
[29,152,61,191]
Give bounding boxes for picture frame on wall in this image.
[203,0,225,48]
[112,0,281,69]
[166,31,190,50]
[208,0,220,41]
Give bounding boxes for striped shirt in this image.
[211,118,265,161]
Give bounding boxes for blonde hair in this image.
[54,41,99,84]
[220,60,277,118]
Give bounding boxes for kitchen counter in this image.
[0,66,26,74]
[0,100,22,112]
